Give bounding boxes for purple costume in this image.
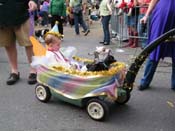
[148,0,175,62]
[139,0,175,90]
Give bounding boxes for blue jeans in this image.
[73,11,88,34]
[101,15,111,43]
[140,58,175,89]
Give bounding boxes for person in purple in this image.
[138,0,175,91]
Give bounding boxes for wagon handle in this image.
[122,28,175,92]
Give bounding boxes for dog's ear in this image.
[41,29,49,37]
[35,30,39,37]
[42,29,49,36]
[35,30,42,37]
[109,55,117,62]
[104,55,117,64]
[46,29,49,32]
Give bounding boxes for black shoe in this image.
[6,72,20,85]
[103,42,110,45]
[28,73,37,85]
[138,85,149,91]
[84,30,90,36]
[99,41,104,44]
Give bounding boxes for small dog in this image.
[35,29,49,38]
[35,29,49,43]
[87,46,117,71]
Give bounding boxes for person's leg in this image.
[25,45,37,84]
[171,59,175,90]
[83,9,89,29]
[130,15,138,48]
[57,15,63,35]
[5,43,18,74]
[123,26,134,47]
[50,15,56,28]
[50,15,63,37]
[16,19,37,84]
[45,12,49,26]
[73,13,80,35]
[78,12,90,36]
[42,11,48,26]
[25,46,36,73]
[78,12,87,31]
[123,16,134,47]
[0,27,20,85]
[130,28,138,48]
[102,15,111,44]
[101,16,106,42]
[139,58,159,90]
[105,15,111,44]
[5,43,20,85]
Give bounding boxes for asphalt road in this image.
[0,22,174,131]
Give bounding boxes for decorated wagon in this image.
[32,28,175,121]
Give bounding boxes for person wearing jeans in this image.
[73,11,89,35]
[138,0,175,91]
[101,15,111,45]
[69,0,90,35]
[99,0,112,45]
[140,58,175,91]
[140,59,158,88]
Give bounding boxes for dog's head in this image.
[87,55,116,71]
[94,46,111,62]
[35,29,49,38]
[87,47,117,71]
[104,55,117,66]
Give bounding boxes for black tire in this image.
[35,84,51,103]
[115,91,130,105]
[86,98,109,121]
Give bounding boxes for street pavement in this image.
[0,21,174,131]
